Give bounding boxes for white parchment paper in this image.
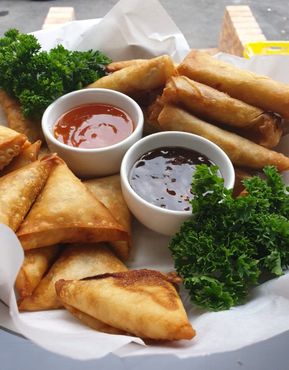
[0,0,289,361]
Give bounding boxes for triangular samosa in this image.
[0,125,27,170]
[17,161,128,250]
[2,140,41,175]
[18,243,127,311]
[15,245,60,299]
[0,155,57,231]
[55,269,195,341]
[84,175,132,260]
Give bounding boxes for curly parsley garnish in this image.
[169,165,289,311]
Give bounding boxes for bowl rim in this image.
[120,131,235,216]
[42,88,144,153]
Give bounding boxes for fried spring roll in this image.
[87,55,175,93]
[15,245,60,299]
[0,90,44,142]
[18,243,127,311]
[178,50,289,119]
[55,269,195,340]
[162,76,282,148]
[0,155,57,231]
[106,59,147,73]
[157,104,289,171]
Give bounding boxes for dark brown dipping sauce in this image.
[129,146,215,211]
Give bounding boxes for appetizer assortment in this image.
[1,28,289,345]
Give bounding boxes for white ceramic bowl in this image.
[121,131,235,236]
[42,88,144,178]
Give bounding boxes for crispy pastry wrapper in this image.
[0,155,57,232]
[178,50,289,119]
[84,175,132,260]
[15,245,60,299]
[18,243,127,311]
[157,104,289,171]
[0,125,27,170]
[55,269,195,341]
[0,90,44,143]
[17,160,128,250]
[87,55,175,94]
[162,76,283,148]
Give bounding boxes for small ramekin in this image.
[120,131,235,236]
[42,88,144,178]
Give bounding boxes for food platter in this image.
[0,0,289,362]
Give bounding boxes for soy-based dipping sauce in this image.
[54,103,134,149]
[129,146,215,211]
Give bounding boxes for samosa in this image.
[84,174,132,260]
[17,160,128,250]
[18,243,127,311]
[0,125,27,170]
[0,155,57,231]
[15,245,60,299]
[55,269,195,341]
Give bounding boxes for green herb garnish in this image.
[169,165,289,311]
[0,29,111,119]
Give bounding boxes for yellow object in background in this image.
[243,41,289,58]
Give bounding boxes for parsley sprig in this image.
[169,165,289,311]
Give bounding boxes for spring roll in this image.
[87,55,175,94]
[18,243,127,311]
[0,125,27,170]
[162,76,282,148]
[84,175,132,261]
[2,140,41,175]
[106,59,147,73]
[157,104,289,171]
[55,269,195,340]
[178,50,289,119]
[0,90,44,142]
[17,160,128,250]
[0,155,57,231]
[15,245,60,299]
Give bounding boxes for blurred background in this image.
[0,0,288,48]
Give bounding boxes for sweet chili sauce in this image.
[54,103,134,149]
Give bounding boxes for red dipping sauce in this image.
[54,103,134,149]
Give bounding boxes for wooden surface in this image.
[42,5,266,57]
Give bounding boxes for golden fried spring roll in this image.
[0,155,57,231]
[106,59,147,73]
[0,126,27,170]
[84,175,132,261]
[87,55,175,94]
[15,245,60,299]
[2,140,41,175]
[17,160,128,250]
[178,50,289,119]
[55,269,195,341]
[0,90,44,142]
[162,76,282,148]
[18,243,127,311]
[157,104,289,171]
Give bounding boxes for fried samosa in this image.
[157,104,289,171]
[15,245,60,299]
[55,269,195,341]
[0,125,27,170]
[2,140,41,175]
[18,243,127,311]
[17,160,128,250]
[162,76,282,148]
[84,175,132,260]
[87,55,175,94]
[0,155,57,231]
[0,90,44,142]
[178,50,289,119]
